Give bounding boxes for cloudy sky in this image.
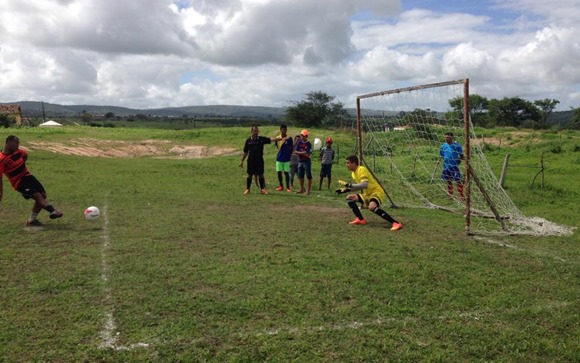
[0,0,579,111]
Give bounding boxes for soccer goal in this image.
[355,79,571,236]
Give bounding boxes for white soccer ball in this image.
[84,206,100,220]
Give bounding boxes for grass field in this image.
[0,126,578,362]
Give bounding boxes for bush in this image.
[481,143,495,152]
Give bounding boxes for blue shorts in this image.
[441,167,461,182]
[297,160,312,180]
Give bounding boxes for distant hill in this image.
[1,101,573,127]
[547,110,574,127]
[3,101,288,119]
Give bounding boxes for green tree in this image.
[322,102,350,128]
[81,111,93,125]
[449,93,489,126]
[487,97,540,128]
[285,91,347,128]
[0,113,9,128]
[533,98,560,129]
[571,107,580,130]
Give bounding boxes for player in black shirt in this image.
[240,126,286,195]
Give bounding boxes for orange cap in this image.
[325,137,332,143]
[300,129,309,136]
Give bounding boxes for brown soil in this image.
[26,138,238,159]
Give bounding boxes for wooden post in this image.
[540,152,544,190]
[463,79,471,235]
[356,98,363,163]
[531,152,546,189]
[499,154,510,188]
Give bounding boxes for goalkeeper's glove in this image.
[335,187,351,194]
[338,180,352,188]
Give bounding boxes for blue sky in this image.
[0,0,578,110]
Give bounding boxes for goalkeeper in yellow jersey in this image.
[336,155,402,231]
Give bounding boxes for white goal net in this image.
[356,79,572,236]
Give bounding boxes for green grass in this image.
[0,126,578,362]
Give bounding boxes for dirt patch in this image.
[26,138,238,159]
[471,132,541,147]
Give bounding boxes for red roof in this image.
[0,104,21,114]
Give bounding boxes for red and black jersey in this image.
[0,148,30,190]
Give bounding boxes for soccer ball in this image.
[84,206,100,220]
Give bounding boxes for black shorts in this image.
[247,158,265,176]
[16,174,46,199]
[320,163,332,178]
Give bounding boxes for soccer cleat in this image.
[260,189,268,195]
[275,186,284,191]
[25,220,44,227]
[49,211,63,220]
[390,222,403,231]
[286,187,292,192]
[243,189,250,195]
[349,218,367,225]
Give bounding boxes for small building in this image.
[0,104,23,125]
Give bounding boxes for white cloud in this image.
[0,0,579,111]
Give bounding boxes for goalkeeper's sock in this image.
[347,201,364,220]
[246,177,252,189]
[373,208,396,224]
[457,183,464,199]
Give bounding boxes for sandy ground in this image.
[26,138,238,159]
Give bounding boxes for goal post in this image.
[355,79,571,236]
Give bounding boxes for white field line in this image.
[98,195,149,351]
[472,236,520,249]
[472,236,575,263]
[253,301,571,338]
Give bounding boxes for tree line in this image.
[284,91,580,130]
[449,95,579,129]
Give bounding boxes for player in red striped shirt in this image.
[0,135,63,227]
